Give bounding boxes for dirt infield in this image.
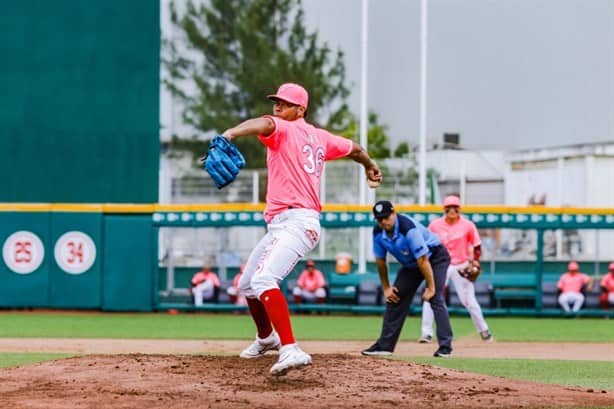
[0,339,612,408]
[0,352,612,409]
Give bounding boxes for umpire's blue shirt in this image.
[373,214,441,268]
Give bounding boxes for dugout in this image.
[153,204,614,317]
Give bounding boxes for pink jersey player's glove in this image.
[459,260,481,282]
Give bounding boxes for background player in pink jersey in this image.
[557,261,593,313]
[293,259,327,304]
[420,195,493,342]
[599,262,614,309]
[220,83,382,376]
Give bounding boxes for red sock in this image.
[260,288,295,345]
[246,297,273,339]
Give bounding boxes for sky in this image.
[301,0,613,150]
[161,0,613,151]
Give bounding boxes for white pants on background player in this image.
[558,292,585,312]
[421,262,489,338]
[193,281,216,306]
[292,287,326,302]
[239,209,321,299]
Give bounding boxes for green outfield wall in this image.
[0,1,159,203]
[0,205,155,311]
[1,204,612,312]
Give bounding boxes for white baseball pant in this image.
[421,262,489,338]
[558,292,585,312]
[239,209,321,299]
[193,281,215,306]
[292,287,326,301]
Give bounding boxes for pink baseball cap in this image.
[568,261,579,271]
[267,83,309,108]
[609,262,614,272]
[443,195,461,208]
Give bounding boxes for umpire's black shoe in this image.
[433,347,452,358]
[361,343,393,356]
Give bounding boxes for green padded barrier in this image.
[48,212,103,308]
[0,213,50,307]
[102,215,154,311]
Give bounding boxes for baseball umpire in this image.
[362,200,454,358]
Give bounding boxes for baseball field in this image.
[0,311,612,408]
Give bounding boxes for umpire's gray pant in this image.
[376,245,453,352]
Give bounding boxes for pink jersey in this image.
[191,271,220,287]
[297,269,326,292]
[258,116,353,222]
[428,216,481,265]
[600,273,614,295]
[557,272,590,293]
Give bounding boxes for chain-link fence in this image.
[163,158,420,205]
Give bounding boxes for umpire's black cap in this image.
[373,200,394,219]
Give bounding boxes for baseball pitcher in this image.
[217,83,382,376]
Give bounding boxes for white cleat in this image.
[239,331,281,359]
[417,335,433,344]
[270,344,312,376]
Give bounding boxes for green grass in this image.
[483,317,614,342]
[405,357,614,391]
[0,353,73,369]
[0,312,612,342]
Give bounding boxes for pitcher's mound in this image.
[0,354,611,409]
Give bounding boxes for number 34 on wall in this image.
[2,231,96,275]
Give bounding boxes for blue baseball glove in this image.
[203,135,246,189]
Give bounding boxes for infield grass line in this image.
[404,356,614,391]
[0,312,612,342]
[0,353,74,369]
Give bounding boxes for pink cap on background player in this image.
[267,83,309,108]
[609,262,614,272]
[568,261,579,271]
[306,259,315,267]
[443,195,461,208]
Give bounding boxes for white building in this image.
[504,142,614,263]
[505,142,614,207]
[426,148,505,205]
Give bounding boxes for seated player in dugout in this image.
[293,259,327,304]
[190,264,220,306]
[227,264,248,306]
[599,262,614,309]
[557,261,593,313]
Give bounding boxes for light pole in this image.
[358,0,369,273]
[418,0,429,205]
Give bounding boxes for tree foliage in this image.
[337,111,393,160]
[163,0,352,168]
[393,142,409,158]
